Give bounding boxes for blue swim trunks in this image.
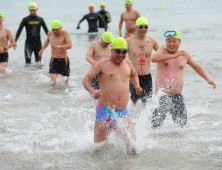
[96,104,130,123]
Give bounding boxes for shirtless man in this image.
[126,17,160,105]
[86,31,112,89]
[0,12,16,73]
[119,0,141,38]
[151,29,216,128]
[82,37,142,155]
[39,20,72,86]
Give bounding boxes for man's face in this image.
[100,6,105,11]
[111,48,127,64]
[29,9,37,17]
[125,3,131,10]
[137,25,148,36]
[52,28,62,36]
[101,39,111,48]
[0,16,4,24]
[166,38,181,53]
[89,7,94,13]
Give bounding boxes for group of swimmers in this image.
[0,1,217,156]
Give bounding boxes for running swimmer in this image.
[77,3,107,33]
[86,31,113,89]
[0,12,16,73]
[151,29,216,128]
[119,0,141,38]
[126,17,160,106]
[82,37,142,156]
[38,20,72,86]
[97,3,111,30]
[15,2,49,64]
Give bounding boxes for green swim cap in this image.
[166,29,180,39]
[100,2,106,6]
[29,2,37,9]
[111,37,128,49]
[0,12,4,19]
[88,3,95,7]
[102,31,113,43]
[136,17,148,26]
[51,20,61,29]
[126,0,132,5]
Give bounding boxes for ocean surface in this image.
[0,0,222,169]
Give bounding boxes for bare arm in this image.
[38,34,50,57]
[187,52,216,89]
[151,47,185,63]
[58,31,72,49]
[6,28,16,50]
[129,61,142,95]
[82,61,103,99]
[119,14,124,37]
[152,38,161,51]
[86,42,96,65]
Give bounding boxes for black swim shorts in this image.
[0,53,9,63]
[49,57,70,77]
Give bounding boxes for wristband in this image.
[4,47,7,51]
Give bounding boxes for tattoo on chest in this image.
[137,45,150,70]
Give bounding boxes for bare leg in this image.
[50,74,59,86]
[94,120,109,143]
[62,76,69,86]
[0,62,8,74]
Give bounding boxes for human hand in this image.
[104,25,107,31]
[208,80,216,89]
[175,50,186,58]
[77,25,80,29]
[119,32,122,37]
[91,89,102,99]
[136,86,143,95]
[13,43,17,50]
[92,61,97,65]
[52,45,60,50]
[38,50,43,57]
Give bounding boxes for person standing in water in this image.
[119,0,141,38]
[86,31,113,89]
[15,2,49,64]
[97,3,111,30]
[0,12,16,73]
[38,20,72,86]
[77,3,107,33]
[126,17,160,106]
[151,29,216,128]
[82,37,142,156]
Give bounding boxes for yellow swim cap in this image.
[102,31,113,43]
[136,17,148,26]
[165,29,180,39]
[111,37,128,49]
[29,2,37,9]
[88,3,95,7]
[0,12,4,19]
[100,2,106,6]
[51,20,61,29]
[126,0,132,5]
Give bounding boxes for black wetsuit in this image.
[77,13,106,32]
[97,10,111,28]
[15,15,49,64]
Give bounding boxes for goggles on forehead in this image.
[164,30,179,37]
[114,49,128,54]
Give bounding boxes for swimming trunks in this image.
[97,10,111,28]
[91,75,99,90]
[130,73,152,104]
[96,104,129,123]
[151,93,187,128]
[15,15,49,64]
[78,13,106,32]
[49,57,70,77]
[125,31,137,36]
[0,53,9,63]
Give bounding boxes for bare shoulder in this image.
[5,26,12,33]
[48,31,53,36]
[93,58,107,68]
[62,30,70,36]
[125,36,132,43]
[134,10,140,16]
[124,59,133,67]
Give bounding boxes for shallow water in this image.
[1,0,222,169]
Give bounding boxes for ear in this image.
[36,8,38,12]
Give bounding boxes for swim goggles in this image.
[164,30,179,37]
[138,25,148,29]
[114,49,128,54]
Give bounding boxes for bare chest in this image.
[0,30,8,42]
[94,46,111,58]
[49,36,65,46]
[123,12,137,21]
[162,57,187,70]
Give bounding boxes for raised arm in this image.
[151,47,186,63]
[187,52,216,89]
[119,13,124,37]
[41,19,49,35]
[15,19,25,42]
[86,42,96,65]
[82,61,103,99]
[129,61,142,95]
[6,28,16,50]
